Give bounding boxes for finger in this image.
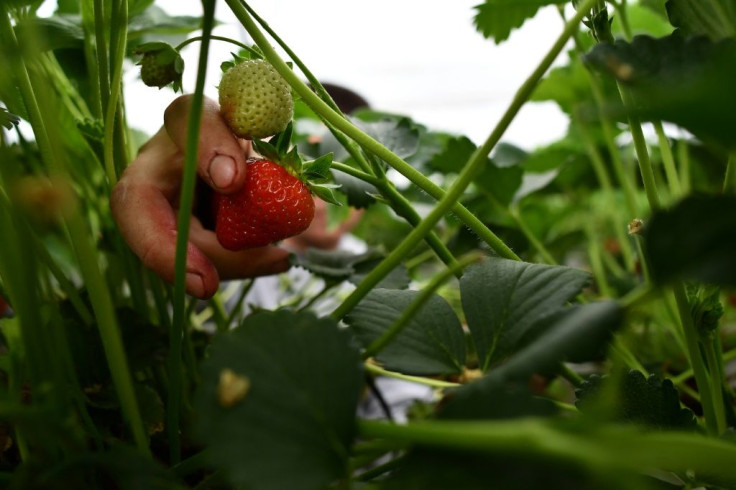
[189,219,292,279]
[111,149,221,299]
[164,95,251,194]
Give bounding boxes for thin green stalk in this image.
[653,121,682,198]
[509,204,557,265]
[575,111,635,269]
[364,362,459,389]
[356,456,405,482]
[168,0,216,464]
[227,0,520,261]
[585,222,614,298]
[298,280,337,312]
[238,5,460,270]
[356,418,736,480]
[325,0,596,320]
[93,0,110,113]
[570,31,639,218]
[224,279,255,326]
[176,35,256,55]
[80,0,102,117]
[619,87,661,210]
[330,162,381,185]
[672,284,722,435]
[723,153,736,193]
[102,0,128,186]
[209,292,229,332]
[672,346,736,386]
[362,253,481,360]
[1,12,150,454]
[677,139,692,194]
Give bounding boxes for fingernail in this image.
[209,155,236,190]
[186,272,205,298]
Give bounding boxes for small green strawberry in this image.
[212,158,315,250]
[135,42,184,90]
[218,59,293,139]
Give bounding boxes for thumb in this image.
[164,94,250,194]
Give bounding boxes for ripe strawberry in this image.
[218,59,293,139]
[213,158,315,250]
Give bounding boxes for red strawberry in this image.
[213,158,315,250]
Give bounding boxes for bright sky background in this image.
[40,0,573,150]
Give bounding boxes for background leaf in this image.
[666,0,736,39]
[194,310,363,490]
[344,289,466,375]
[576,370,698,430]
[644,194,736,287]
[460,257,591,371]
[474,0,568,44]
[585,35,736,149]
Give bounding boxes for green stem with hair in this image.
[168,0,217,464]
[226,0,520,262]
[323,0,597,321]
[362,253,481,360]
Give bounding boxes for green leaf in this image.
[14,15,84,52]
[252,139,281,163]
[349,255,410,290]
[576,370,698,430]
[644,194,736,287]
[427,136,476,174]
[666,0,736,40]
[344,289,466,375]
[127,6,203,40]
[302,152,334,181]
[353,116,420,161]
[475,161,524,207]
[333,169,378,209]
[8,445,185,490]
[438,383,558,420]
[291,248,360,280]
[585,35,736,149]
[268,122,294,157]
[308,183,342,206]
[194,310,363,490]
[491,142,529,168]
[1,106,20,130]
[460,257,591,371]
[383,448,641,490]
[473,0,567,44]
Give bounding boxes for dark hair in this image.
[311,82,370,114]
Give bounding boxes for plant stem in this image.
[364,362,459,389]
[168,0,217,465]
[723,153,736,193]
[672,284,722,435]
[226,0,520,261]
[102,0,127,187]
[619,87,661,210]
[653,121,682,198]
[362,253,481,360]
[93,0,110,114]
[176,34,255,55]
[356,418,736,480]
[326,0,596,320]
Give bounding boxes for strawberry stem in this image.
[227,0,519,262]
[169,0,217,465]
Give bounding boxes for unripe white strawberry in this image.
[218,59,293,139]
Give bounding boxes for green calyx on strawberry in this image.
[134,42,184,91]
[218,56,293,140]
[212,125,342,250]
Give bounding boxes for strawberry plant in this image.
[1,0,736,489]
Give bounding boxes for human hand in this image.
[110,95,291,299]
